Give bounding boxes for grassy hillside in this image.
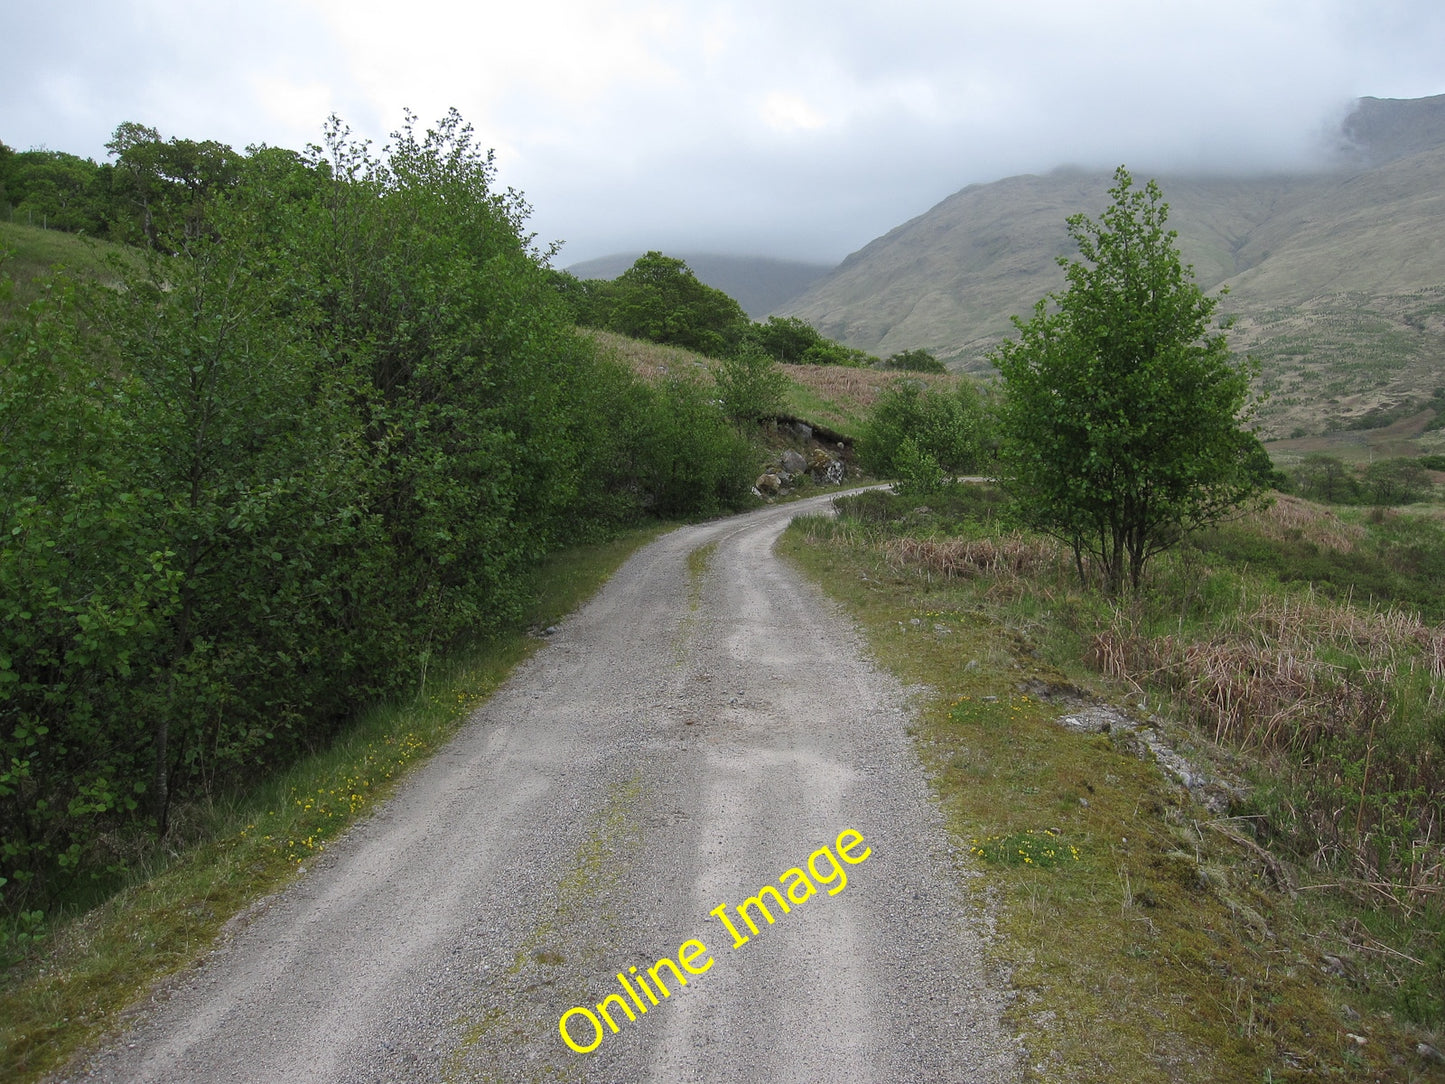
[584,326,958,437]
[0,221,129,315]
[782,96,1445,443]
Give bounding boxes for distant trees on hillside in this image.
[550,257,882,367]
[1292,453,1435,505]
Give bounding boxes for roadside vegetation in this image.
[781,486,1444,1082]
[0,113,768,958]
[777,167,1443,1081]
[0,523,669,1083]
[10,115,1444,1084]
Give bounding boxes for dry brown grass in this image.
[883,534,1062,581]
[778,363,955,411]
[1239,494,1366,553]
[581,328,715,382]
[1085,590,1444,897]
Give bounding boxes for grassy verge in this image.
[0,523,671,1084]
[779,489,1444,1082]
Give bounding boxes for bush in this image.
[715,347,788,427]
[880,348,946,373]
[859,378,988,479]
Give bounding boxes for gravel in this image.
[60,492,1022,1084]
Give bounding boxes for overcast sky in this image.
[4,1,1443,266]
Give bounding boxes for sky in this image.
[4,0,1444,267]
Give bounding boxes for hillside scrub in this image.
[556,257,883,368]
[0,112,755,935]
[857,377,991,489]
[815,486,1445,1036]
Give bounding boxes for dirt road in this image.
[65,492,1020,1083]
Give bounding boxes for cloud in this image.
[3,0,1443,264]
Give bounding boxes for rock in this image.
[755,473,782,495]
[806,447,846,485]
[781,449,807,474]
[792,422,813,440]
[1418,1043,1444,1065]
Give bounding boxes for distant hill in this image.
[566,252,833,319]
[781,95,1445,441]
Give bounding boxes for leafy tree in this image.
[892,436,948,496]
[799,338,877,366]
[880,348,946,374]
[105,123,241,248]
[1293,453,1358,503]
[1,151,111,234]
[715,347,788,427]
[1364,458,1431,505]
[859,378,987,480]
[607,252,749,357]
[992,166,1260,592]
[750,315,824,363]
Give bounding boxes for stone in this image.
[806,447,846,485]
[781,449,807,474]
[755,473,782,495]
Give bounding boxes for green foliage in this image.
[1293,454,1434,505]
[891,437,947,496]
[993,167,1261,593]
[714,347,788,426]
[1293,453,1359,503]
[748,315,824,363]
[0,150,113,236]
[1363,457,1432,504]
[880,348,946,373]
[0,110,756,923]
[859,378,988,480]
[605,251,750,357]
[799,338,878,366]
[611,377,754,518]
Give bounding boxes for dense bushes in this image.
[857,378,990,491]
[1292,453,1436,505]
[0,112,754,920]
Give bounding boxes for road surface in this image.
[64,491,1020,1083]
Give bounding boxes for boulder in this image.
[781,449,807,475]
[755,473,782,495]
[806,448,846,485]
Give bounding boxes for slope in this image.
[781,95,1445,439]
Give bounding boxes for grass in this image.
[0,221,133,318]
[0,522,671,1084]
[778,487,1445,1082]
[580,325,963,440]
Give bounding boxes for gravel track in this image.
[63,491,1021,1083]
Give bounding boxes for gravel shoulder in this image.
[62,492,1021,1083]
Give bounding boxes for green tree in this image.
[1294,453,1357,503]
[607,252,749,356]
[859,378,987,480]
[1364,457,1431,505]
[715,347,788,427]
[880,348,946,374]
[992,167,1260,592]
[750,315,824,363]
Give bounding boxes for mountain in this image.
[566,252,833,319]
[781,95,1445,440]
